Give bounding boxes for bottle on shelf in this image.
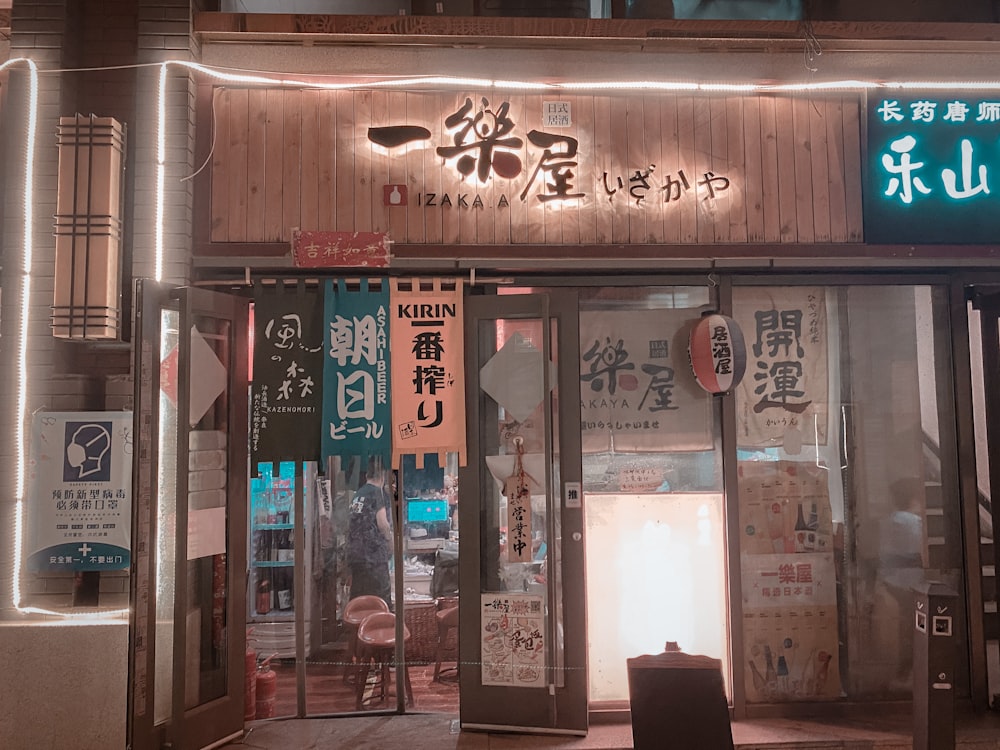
[275,529,293,611]
[276,567,293,611]
[804,501,819,550]
[793,502,809,553]
[763,644,777,686]
[806,502,819,531]
[276,528,294,563]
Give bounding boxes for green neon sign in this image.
[865,95,1000,244]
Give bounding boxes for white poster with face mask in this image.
[27,411,133,572]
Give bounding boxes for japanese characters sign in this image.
[481,593,546,688]
[27,411,132,572]
[214,89,869,249]
[291,230,389,268]
[734,288,828,447]
[367,94,736,210]
[371,96,585,204]
[742,552,835,609]
[866,94,1000,243]
[505,441,533,564]
[688,313,747,394]
[390,278,467,469]
[321,279,391,465]
[251,282,324,468]
[579,309,712,453]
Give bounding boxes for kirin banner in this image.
[390,278,467,469]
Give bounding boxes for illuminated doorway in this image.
[571,285,730,705]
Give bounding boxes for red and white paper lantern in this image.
[688,313,747,394]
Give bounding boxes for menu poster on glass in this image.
[739,462,834,556]
[739,461,841,701]
[251,281,324,469]
[743,606,841,702]
[481,594,546,688]
[26,411,132,572]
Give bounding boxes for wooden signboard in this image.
[206,89,863,250]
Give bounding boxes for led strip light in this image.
[6,58,37,615]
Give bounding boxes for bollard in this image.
[913,581,958,750]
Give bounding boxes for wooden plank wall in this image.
[208,88,863,246]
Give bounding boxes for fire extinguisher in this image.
[255,654,279,720]
[244,629,257,722]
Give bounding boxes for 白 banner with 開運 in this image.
[733,287,829,448]
[321,278,391,466]
[390,278,467,469]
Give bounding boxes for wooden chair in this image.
[355,611,413,710]
[342,595,389,683]
[433,604,459,682]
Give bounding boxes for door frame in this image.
[128,280,250,750]
[458,288,587,734]
[965,282,1000,709]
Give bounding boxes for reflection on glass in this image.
[575,286,726,704]
[967,305,994,550]
[154,309,179,726]
[292,452,461,716]
[187,316,232,708]
[249,461,315,719]
[734,285,965,702]
[478,317,553,689]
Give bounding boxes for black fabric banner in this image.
[251,282,324,470]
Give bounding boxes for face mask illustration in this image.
[65,423,111,479]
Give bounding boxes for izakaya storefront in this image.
[185,75,999,732]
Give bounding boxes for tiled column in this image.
[0,0,77,619]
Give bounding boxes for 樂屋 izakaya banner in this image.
[27,411,132,572]
[390,278,467,469]
[321,279,391,466]
[733,287,829,447]
[251,281,325,469]
[580,308,712,453]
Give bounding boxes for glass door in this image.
[459,290,587,734]
[570,285,728,708]
[969,287,1000,707]
[128,280,250,750]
